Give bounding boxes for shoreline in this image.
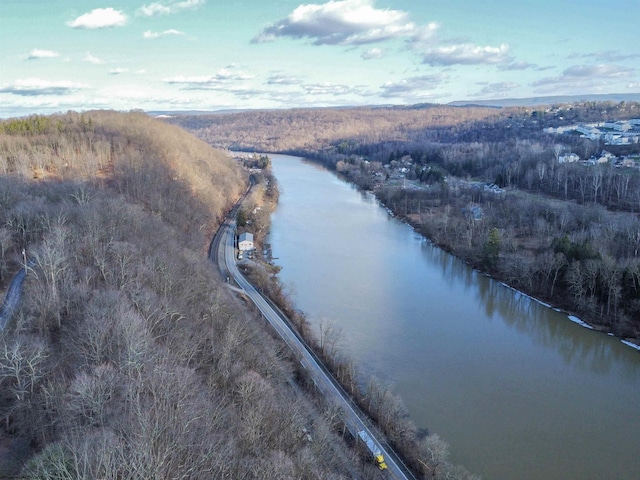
[255,151,640,352]
[326,166,640,353]
[390,202,640,353]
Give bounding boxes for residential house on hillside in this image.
[545,119,640,144]
[619,157,637,168]
[596,151,616,164]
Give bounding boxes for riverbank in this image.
[293,152,640,351]
[242,150,640,349]
[397,206,640,351]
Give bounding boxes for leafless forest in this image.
[169,102,640,342]
[0,112,361,479]
[0,111,483,480]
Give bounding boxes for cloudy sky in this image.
[1,0,639,117]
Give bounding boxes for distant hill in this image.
[149,109,253,116]
[149,94,640,118]
[448,93,640,107]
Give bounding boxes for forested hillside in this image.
[0,112,359,478]
[169,102,640,343]
[168,104,503,153]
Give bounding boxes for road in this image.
[0,267,27,331]
[209,194,416,480]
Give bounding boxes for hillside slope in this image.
[0,112,356,479]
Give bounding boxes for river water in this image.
[266,154,640,480]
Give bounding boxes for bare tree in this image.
[31,221,69,330]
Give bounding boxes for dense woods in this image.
[0,111,482,480]
[169,105,504,154]
[169,101,640,343]
[0,112,368,478]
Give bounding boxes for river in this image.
[266,154,640,480]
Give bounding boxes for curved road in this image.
[0,267,27,331]
[210,194,417,480]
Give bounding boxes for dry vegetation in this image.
[167,105,503,154]
[0,111,362,479]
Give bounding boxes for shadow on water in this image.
[421,240,640,378]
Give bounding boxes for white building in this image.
[238,232,254,251]
[596,151,616,164]
[605,121,632,132]
[559,153,580,163]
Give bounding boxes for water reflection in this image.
[268,154,640,480]
[419,238,640,377]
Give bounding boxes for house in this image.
[620,157,637,168]
[238,232,254,251]
[484,183,505,195]
[604,121,632,132]
[559,153,580,163]
[597,151,616,164]
[575,124,601,140]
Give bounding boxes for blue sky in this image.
[1,0,639,117]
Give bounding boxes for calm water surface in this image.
[267,154,640,480]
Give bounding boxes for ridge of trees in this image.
[168,101,640,343]
[0,111,363,478]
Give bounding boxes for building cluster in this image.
[544,119,640,145]
[557,149,640,167]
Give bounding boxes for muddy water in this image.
[267,154,640,480]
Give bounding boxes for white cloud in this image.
[476,81,520,96]
[0,78,89,96]
[266,74,302,85]
[421,43,511,66]
[110,68,128,75]
[573,50,640,62]
[303,82,355,95]
[83,52,104,64]
[380,74,447,98]
[531,64,636,94]
[533,64,634,87]
[163,68,255,89]
[252,0,416,45]
[498,61,537,71]
[563,64,633,79]
[163,75,212,84]
[138,0,205,17]
[361,48,383,60]
[27,49,60,60]
[410,22,439,45]
[67,8,128,29]
[143,29,185,39]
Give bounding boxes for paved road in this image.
[210,197,416,480]
[0,267,27,331]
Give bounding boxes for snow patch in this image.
[621,340,640,351]
[567,315,594,329]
